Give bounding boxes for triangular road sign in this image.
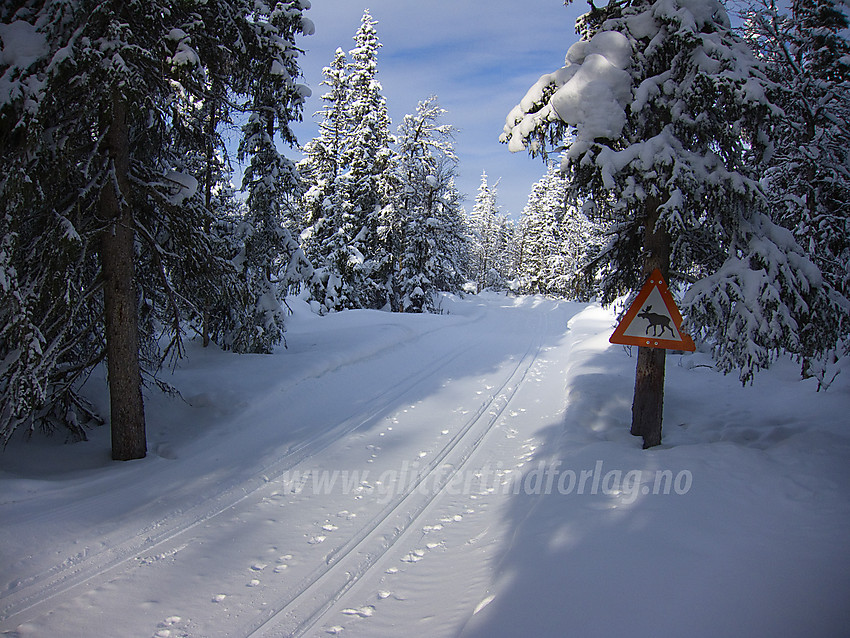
[609,269,695,351]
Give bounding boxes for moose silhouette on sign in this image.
[637,305,674,337]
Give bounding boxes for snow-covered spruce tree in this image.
[434,178,472,291]
[235,1,314,354]
[0,1,314,454]
[0,0,190,457]
[132,0,315,358]
[468,172,515,291]
[394,96,468,312]
[551,176,605,300]
[502,0,832,447]
[1,0,103,444]
[742,0,850,389]
[342,10,397,309]
[518,162,600,298]
[429,175,472,295]
[300,11,396,312]
[299,48,355,313]
[517,174,554,294]
[159,6,252,352]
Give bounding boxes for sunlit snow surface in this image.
[1,294,848,637]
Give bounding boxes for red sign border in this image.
[609,269,696,351]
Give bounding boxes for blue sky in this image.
[290,1,588,218]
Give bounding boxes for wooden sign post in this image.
[610,270,694,448]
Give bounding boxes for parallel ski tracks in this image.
[245,311,548,637]
[0,317,485,629]
[1,305,548,636]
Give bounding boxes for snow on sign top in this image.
[610,269,695,351]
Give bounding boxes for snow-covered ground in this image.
[1,293,848,638]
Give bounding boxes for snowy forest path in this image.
[0,303,487,629]
[0,295,579,637]
[244,301,552,637]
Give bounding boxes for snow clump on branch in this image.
[502,30,632,154]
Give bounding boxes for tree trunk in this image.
[631,347,666,448]
[201,90,218,349]
[630,195,671,449]
[99,96,146,461]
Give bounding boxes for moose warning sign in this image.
[609,269,695,351]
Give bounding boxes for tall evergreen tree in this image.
[0,0,314,453]
[517,175,554,295]
[743,0,850,388]
[517,163,600,298]
[342,10,396,309]
[235,0,314,353]
[468,172,513,291]
[503,0,832,447]
[429,175,473,295]
[299,11,396,312]
[394,97,467,311]
[0,0,187,457]
[300,48,354,313]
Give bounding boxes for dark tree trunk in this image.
[630,195,671,449]
[631,347,666,448]
[201,86,220,349]
[99,96,146,461]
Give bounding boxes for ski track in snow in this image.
[0,295,567,637]
[244,305,550,637]
[0,303,489,630]
[4,294,848,637]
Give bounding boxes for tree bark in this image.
[630,195,671,449]
[201,90,218,349]
[99,96,146,461]
[631,347,666,448]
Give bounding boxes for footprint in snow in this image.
[341,605,375,618]
[353,482,373,500]
[401,549,425,563]
[308,535,326,545]
[153,616,184,638]
[274,554,293,573]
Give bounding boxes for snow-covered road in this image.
[0,295,579,636]
[1,294,849,637]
